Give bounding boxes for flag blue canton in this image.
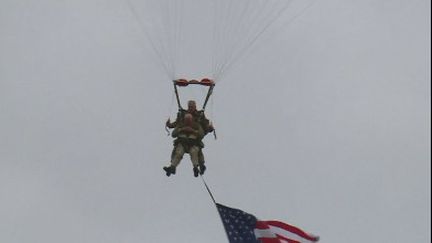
[216,203,260,243]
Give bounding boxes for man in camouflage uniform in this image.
[164,113,205,177]
[165,100,214,175]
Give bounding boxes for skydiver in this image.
[163,114,205,177]
[166,100,214,174]
[166,100,214,134]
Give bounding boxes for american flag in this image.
[216,203,319,243]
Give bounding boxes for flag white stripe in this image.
[269,225,317,243]
[254,226,317,243]
[254,228,277,238]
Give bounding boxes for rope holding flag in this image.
[200,175,217,205]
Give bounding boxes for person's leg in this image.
[198,149,206,175]
[189,146,200,177]
[171,144,185,167]
[163,144,185,176]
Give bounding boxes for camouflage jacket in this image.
[167,109,214,135]
[172,121,205,148]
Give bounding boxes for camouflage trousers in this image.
[170,143,203,168]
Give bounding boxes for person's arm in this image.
[180,124,203,138]
[166,109,188,128]
[196,125,205,139]
[206,121,214,133]
[198,111,214,133]
[171,126,182,138]
[166,118,177,128]
[202,118,214,133]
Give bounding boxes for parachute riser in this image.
[202,85,215,111]
[173,82,183,110]
[172,79,215,111]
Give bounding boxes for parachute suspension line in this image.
[157,1,176,79]
[211,0,231,79]
[159,0,185,79]
[221,0,288,80]
[215,0,295,81]
[164,0,183,79]
[172,0,184,79]
[213,0,268,80]
[211,0,261,79]
[152,0,175,78]
[215,0,241,80]
[210,0,221,80]
[216,0,317,81]
[214,0,237,77]
[126,0,173,79]
[213,0,271,80]
[219,0,255,72]
[215,5,287,81]
[161,0,173,78]
[126,0,174,79]
[218,0,251,79]
[158,0,175,79]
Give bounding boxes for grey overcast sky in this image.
[0,0,430,242]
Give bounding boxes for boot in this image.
[163,166,176,176]
[199,163,206,175]
[193,167,199,177]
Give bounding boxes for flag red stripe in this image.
[276,233,301,243]
[260,234,302,243]
[259,238,281,243]
[257,220,319,242]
